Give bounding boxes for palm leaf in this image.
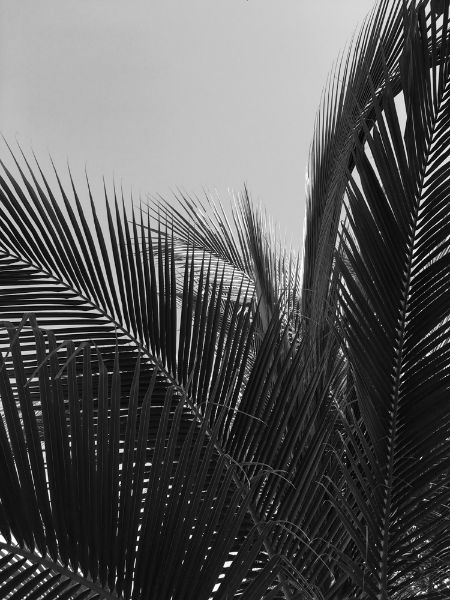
[0,146,342,596]
[0,320,301,599]
[330,1,450,597]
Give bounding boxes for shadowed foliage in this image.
[1,0,450,598]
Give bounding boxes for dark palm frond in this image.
[147,188,353,594]
[0,144,261,409]
[0,145,346,597]
[0,149,299,597]
[302,0,407,333]
[149,186,303,339]
[0,145,339,597]
[0,320,301,600]
[329,1,450,597]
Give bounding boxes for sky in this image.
[0,0,376,246]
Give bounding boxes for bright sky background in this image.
[0,0,376,245]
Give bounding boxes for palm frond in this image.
[303,0,406,331]
[331,1,450,596]
[0,320,302,599]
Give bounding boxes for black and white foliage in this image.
[0,1,450,598]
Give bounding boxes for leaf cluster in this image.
[1,1,450,598]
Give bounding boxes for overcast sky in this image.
[0,0,376,244]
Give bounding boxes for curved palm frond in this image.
[303,0,408,332]
[330,1,450,597]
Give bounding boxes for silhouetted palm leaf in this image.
[0,319,299,598]
[329,2,450,597]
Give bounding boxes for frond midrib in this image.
[378,46,450,597]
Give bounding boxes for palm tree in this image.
[1,0,450,597]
